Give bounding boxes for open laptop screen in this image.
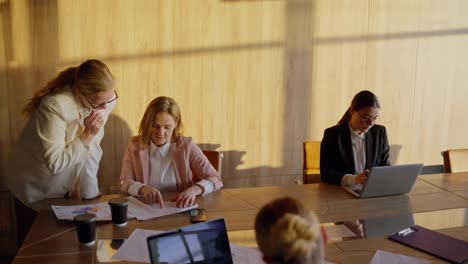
[341,163,424,198]
[147,219,233,264]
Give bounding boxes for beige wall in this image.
[2,0,468,255]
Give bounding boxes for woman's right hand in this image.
[80,110,105,145]
[355,169,370,185]
[138,185,165,208]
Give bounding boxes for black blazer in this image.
[320,122,390,185]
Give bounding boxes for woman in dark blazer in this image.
[320,90,390,186]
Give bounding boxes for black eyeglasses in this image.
[358,111,380,123]
[83,90,118,110]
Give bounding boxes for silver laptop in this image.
[341,163,424,198]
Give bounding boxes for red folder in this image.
[389,225,468,263]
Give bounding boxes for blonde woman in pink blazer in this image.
[120,96,223,208]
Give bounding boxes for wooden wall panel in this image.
[0,0,19,256]
[310,0,369,140]
[412,0,468,163]
[365,0,421,164]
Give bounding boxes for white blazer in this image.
[5,86,115,209]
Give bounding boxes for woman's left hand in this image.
[173,185,203,208]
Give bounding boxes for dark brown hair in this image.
[337,90,381,125]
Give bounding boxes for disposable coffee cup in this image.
[108,197,128,226]
[74,213,96,245]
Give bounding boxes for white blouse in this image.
[127,141,215,196]
[341,123,366,186]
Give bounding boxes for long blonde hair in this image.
[138,96,184,147]
[23,59,114,117]
[255,197,325,264]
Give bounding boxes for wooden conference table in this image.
[13,172,468,263]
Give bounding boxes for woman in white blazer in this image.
[5,59,117,245]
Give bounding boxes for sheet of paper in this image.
[370,250,432,264]
[126,196,198,221]
[230,244,264,264]
[323,224,357,240]
[111,228,163,263]
[96,239,126,263]
[51,202,111,221]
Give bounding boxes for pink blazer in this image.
[119,136,223,194]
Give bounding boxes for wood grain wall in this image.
[1,0,468,254]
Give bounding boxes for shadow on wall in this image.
[197,143,301,188]
[196,143,404,189]
[98,114,133,194]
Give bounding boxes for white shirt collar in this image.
[349,123,365,142]
[150,140,172,157]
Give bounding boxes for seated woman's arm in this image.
[187,139,223,194]
[119,144,141,195]
[320,128,350,186]
[173,138,223,208]
[380,126,391,166]
[119,141,164,207]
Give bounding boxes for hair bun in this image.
[270,213,320,262]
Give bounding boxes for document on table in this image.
[51,202,112,221]
[111,228,265,264]
[111,228,163,263]
[230,244,264,264]
[370,250,431,264]
[126,196,198,221]
[51,196,198,221]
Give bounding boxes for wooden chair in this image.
[202,150,224,176]
[303,141,321,184]
[441,148,468,173]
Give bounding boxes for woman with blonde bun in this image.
[255,197,326,264]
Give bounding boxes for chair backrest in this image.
[303,141,321,183]
[202,150,224,176]
[441,149,468,173]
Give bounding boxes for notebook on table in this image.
[389,225,468,263]
[147,218,233,264]
[341,163,424,198]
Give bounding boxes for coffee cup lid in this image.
[74,213,97,223]
[108,197,128,206]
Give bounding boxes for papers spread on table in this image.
[51,196,198,221]
[125,196,198,221]
[51,202,112,221]
[111,228,265,264]
[370,250,431,264]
